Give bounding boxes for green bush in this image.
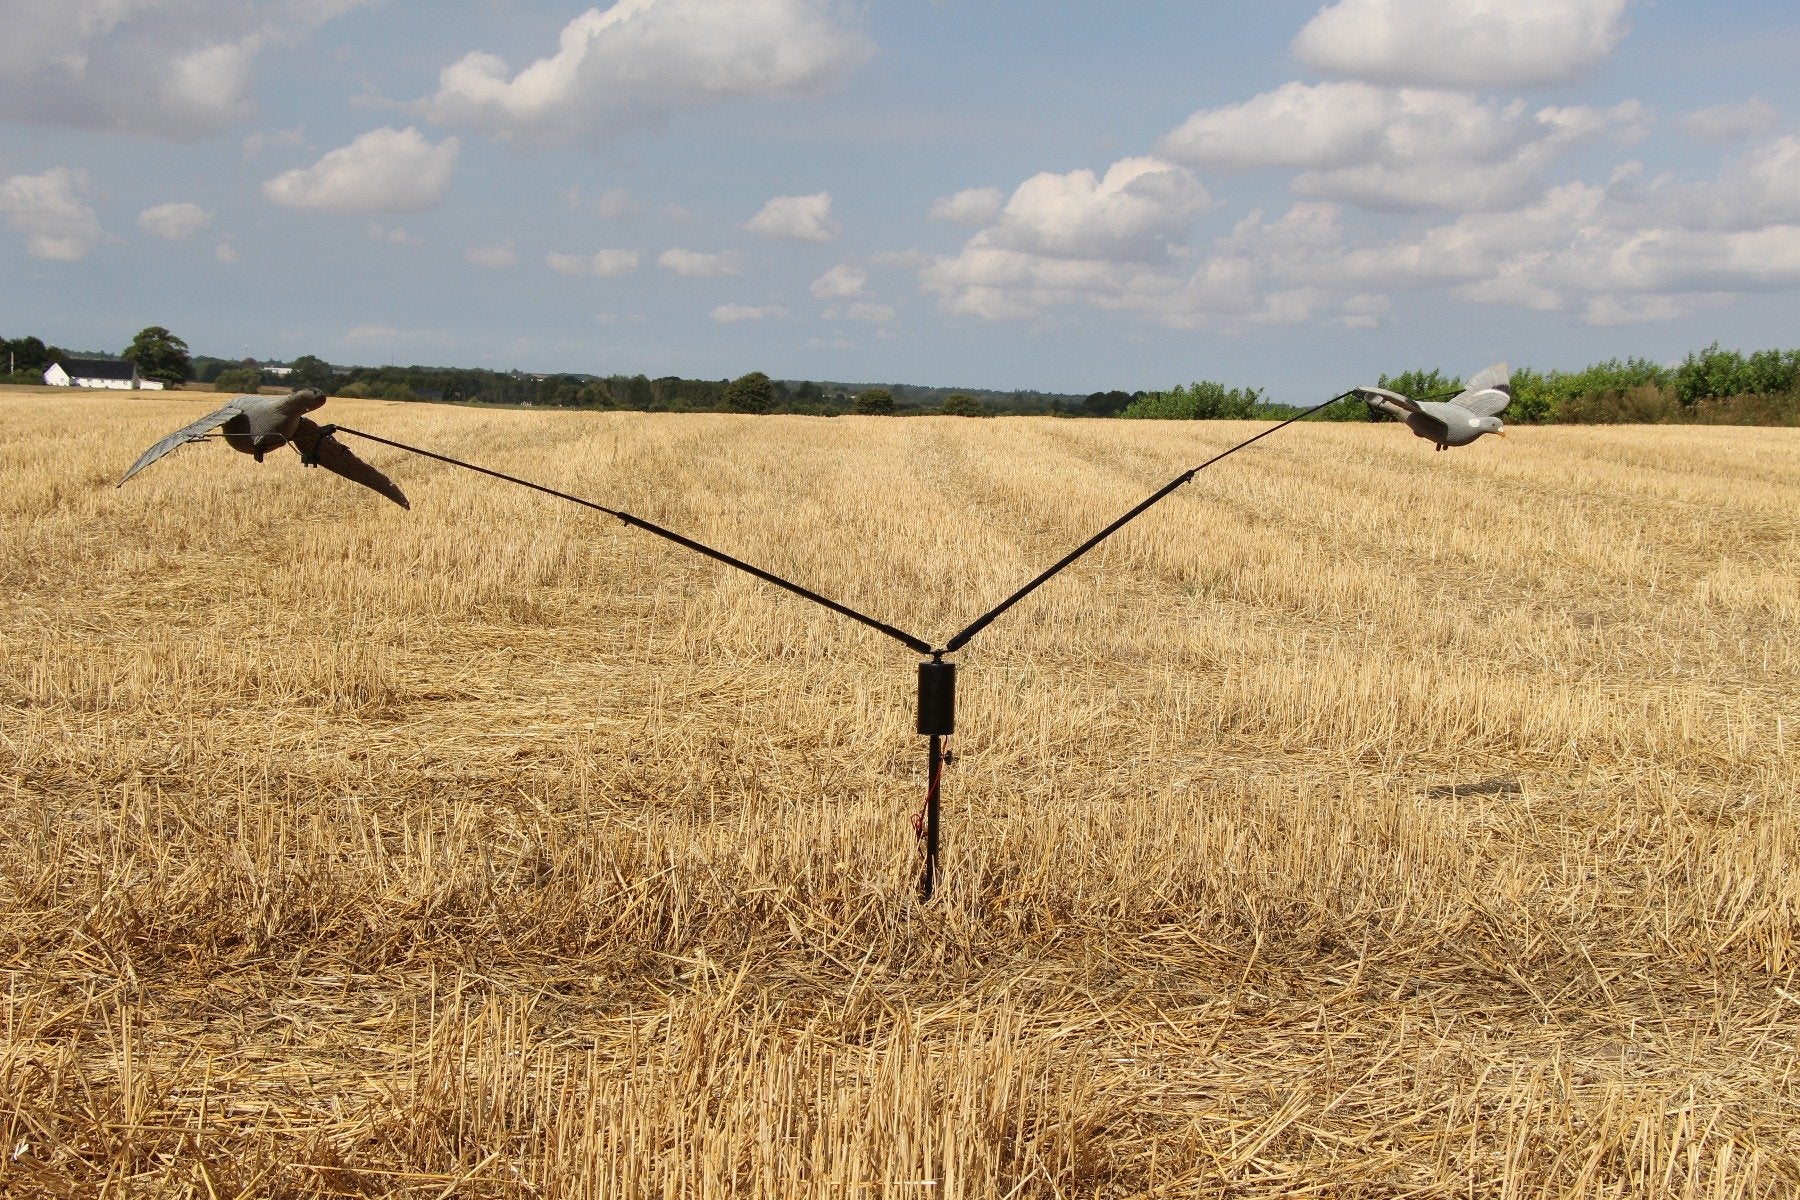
[1551,384,1683,424]
[212,367,262,394]
[337,378,418,401]
[1674,343,1800,405]
[723,372,775,414]
[939,394,990,417]
[1122,380,1262,420]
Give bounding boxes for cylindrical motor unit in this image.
[916,660,955,736]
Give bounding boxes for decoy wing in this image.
[291,418,410,509]
[118,399,249,486]
[1408,404,1454,440]
[1452,363,1511,417]
[1462,362,1510,394]
[1456,388,1511,419]
[1356,384,1421,417]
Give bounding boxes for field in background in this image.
[3,392,1798,1197]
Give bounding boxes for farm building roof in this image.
[59,357,139,381]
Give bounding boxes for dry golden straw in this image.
[2,389,1798,1196]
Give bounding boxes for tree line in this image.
[9,325,1799,425]
[1129,343,1800,426]
[188,355,1064,417]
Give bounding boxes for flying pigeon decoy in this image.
[1354,363,1511,451]
[118,388,409,508]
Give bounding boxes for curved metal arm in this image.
[330,425,935,656]
[940,391,1353,653]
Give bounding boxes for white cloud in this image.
[981,157,1211,261]
[344,324,403,346]
[547,248,642,276]
[811,263,866,298]
[1677,98,1783,144]
[919,127,1800,333]
[845,301,895,323]
[745,191,838,242]
[1292,0,1632,89]
[215,241,240,263]
[920,157,1217,323]
[711,303,788,322]
[659,247,743,277]
[466,241,517,268]
[1159,82,1649,211]
[263,127,459,213]
[930,186,1004,225]
[0,168,104,260]
[923,245,1188,324]
[594,187,643,219]
[1334,293,1391,329]
[342,323,460,350]
[418,0,873,146]
[1581,292,1733,326]
[368,222,425,246]
[1263,175,1800,326]
[1162,82,1484,171]
[138,201,213,240]
[0,2,373,138]
[1679,136,1800,231]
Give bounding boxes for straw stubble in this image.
[3,392,1797,1196]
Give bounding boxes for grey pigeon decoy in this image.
[1354,363,1511,451]
[118,388,408,508]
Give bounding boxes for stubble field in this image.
[3,390,1798,1197]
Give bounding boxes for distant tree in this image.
[940,394,990,417]
[4,335,63,378]
[123,325,191,385]
[212,367,262,394]
[1380,368,1459,403]
[853,387,896,415]
[288,355,335,393]
[338,377,419,401]
[793,381,823,404]
[723,371,776,414]
[1081,390,1133,417]
[1742,348,1800,396]
[648,375,728,410]
[535,374,584,407]
[620,374,655,409]
[1672,342,1800,405]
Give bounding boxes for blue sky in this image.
[2,1,1797,400]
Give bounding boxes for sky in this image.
[2,0,1798,401]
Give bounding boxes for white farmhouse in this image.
[43,357,165,390]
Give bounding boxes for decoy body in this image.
[1354,363,1511,451]
[118,389,408,508]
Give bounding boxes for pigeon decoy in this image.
[1354,363,1511,451]
[118,389,408,508]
